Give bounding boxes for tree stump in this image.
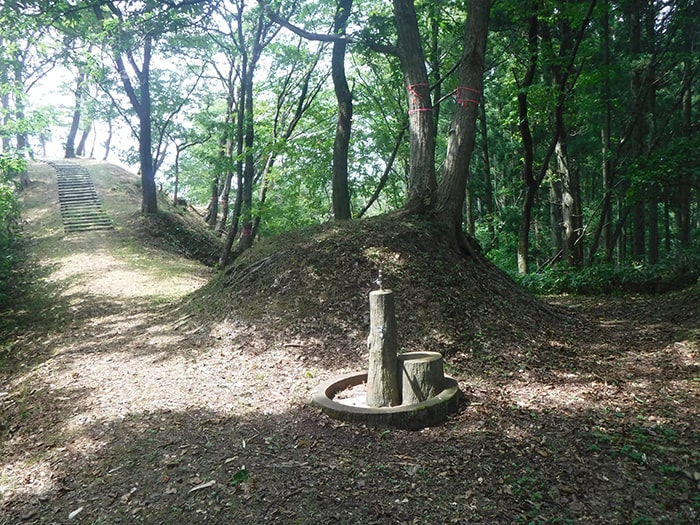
[398,352,444,405]
[366,289,400,407]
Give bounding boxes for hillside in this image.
[189,214,573,375]
[0,159,697,524]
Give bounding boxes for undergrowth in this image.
[515,251,700,295]
[0,154,26,335]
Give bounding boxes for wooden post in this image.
[398,352,445,405]
[366,289,400,407]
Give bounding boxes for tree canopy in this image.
[1,0,698,281]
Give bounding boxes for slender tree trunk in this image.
[678,57,693,247]
[171,150,180,205]
[648,188,659,264]
[357,127,405,218]
[515,3,539,274]
[220,44,248,265]
[238,61,255,251]
[76,121,92,157]
[216,140,235,233]
[518,190,536,275]
[479,98,495,241]
[628,0,646,260]
[331,0,353,220]
[215,86,237,232]
[65,70,85,159]
[102,119,112,160]
[13,59,30,186]
[589,92,614,263]
[0,37,11,153]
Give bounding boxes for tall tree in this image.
[433,0,491,256]
[331,0,353,220]
[91,0,214,214]
[392,0,436,213]
[220,0,280,264]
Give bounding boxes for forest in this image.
[0,0,697,291]
[1,2,699,523]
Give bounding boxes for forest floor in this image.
[0,160,698,524]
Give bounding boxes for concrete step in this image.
[47,160,113,233]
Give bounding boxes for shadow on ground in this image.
[1,390,697,524]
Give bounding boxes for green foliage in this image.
[627,135,700,202]
[517,250,700,295]
[0,151,25,305]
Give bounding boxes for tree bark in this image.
[434,0,490,253]
[76,121,92,157]
[557,133,583,267]
[138,35,157,214]
[479,97,495,241]
[102,119,112,160]
[65,70,85,159]
[0,37,10,153]
[331,0,353,221]
[516,3,539,274]
[588,2,613,265]
[13,59,30,186]
[393,0,436,213]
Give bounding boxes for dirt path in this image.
[1,160,698,524]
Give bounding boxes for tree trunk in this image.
[589,79,614,264]
[216,160,234,232]
[76,121,92,157]
[479,98,495,241]
[628,0,647,261]
[678,57,693,247]
[557,134,583,267]
[648,189,659,264]
[204,175,220,227]
[135,40,157,213]
[93,5,157,213]
[220,65,247,265]
[238,49,256,253]
[550,177,563,256]
[393,0,436,213]
[0,37,11,152]
[65,70,85,159]
[102,119,112,160]
[331,0,353,221]
[13,59,30,186]
[518,188,536,274]
[515,4,539,274]
[433,0,490,254]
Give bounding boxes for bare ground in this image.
[0,160,698,524]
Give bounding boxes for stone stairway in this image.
[47,160,113,233]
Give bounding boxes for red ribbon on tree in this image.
[407,83,433,115]
[456,86,481,108]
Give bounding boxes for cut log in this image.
[366,289,400,407]
[398,352,444,405]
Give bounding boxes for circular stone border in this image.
[311,371,461,430]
